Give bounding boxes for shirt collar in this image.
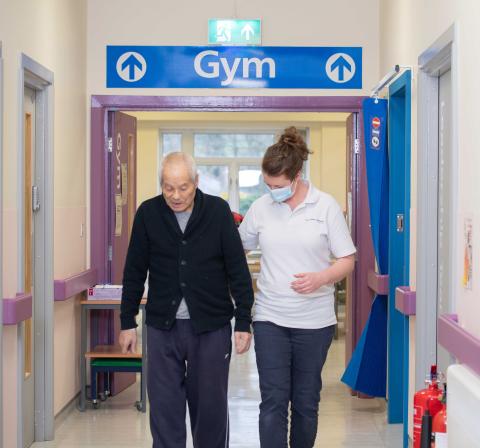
[304,182,320,204]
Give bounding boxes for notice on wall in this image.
[121,163,128,205]
[463,216,473,290]
[115,194,123,236]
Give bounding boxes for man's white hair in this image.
[159,152,198,184]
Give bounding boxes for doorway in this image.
[416,25,457,390]
[19,55,55,446]
[90,96,367,284]
[89,96,378,404]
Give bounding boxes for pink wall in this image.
[54,207,87,278]
[54,298,82,414]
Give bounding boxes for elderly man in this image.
[119,152,254,448]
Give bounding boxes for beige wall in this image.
[318,124,347,210]
[380,0,480,438]
[1,0,87,445]
[87,0,380,97]
[131,112,348,210]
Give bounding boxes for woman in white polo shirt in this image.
[239,127,356,448]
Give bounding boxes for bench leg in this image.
[91,367,98,408]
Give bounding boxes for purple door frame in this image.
[91,94,365,281]
[90,94,371,370]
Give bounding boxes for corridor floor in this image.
[32,335,402,447]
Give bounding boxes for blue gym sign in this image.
[106,46,362,89]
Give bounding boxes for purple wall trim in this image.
[3,293,33,325]
[54,268,97,301]
[395,286,416,316]
[91,95,365,112]
[367,269,389,295]
[438,314,480,377]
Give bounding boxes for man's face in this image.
[161,163,198,213]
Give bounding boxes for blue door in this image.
[388,71,412,445]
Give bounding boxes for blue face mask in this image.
[267,179,297,203]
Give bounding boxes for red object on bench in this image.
[232,212,244,226]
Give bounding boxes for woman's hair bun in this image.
[262,125,312,179]
[280,126,302,146]
[279,126,311,161]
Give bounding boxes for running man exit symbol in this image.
[116,52,147,82]
[216,21,232,42]
[326,53,356,84]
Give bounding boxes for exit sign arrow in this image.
[241,24,255,41]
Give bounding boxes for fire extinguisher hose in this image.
[420,409,432,448]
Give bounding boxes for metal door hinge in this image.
[32,185,40,212]
[108,245,113,261]
[396,213,404,232]
[354,138,360,154]
[107,137,113,153]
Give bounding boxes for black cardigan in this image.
[120,189,254,333]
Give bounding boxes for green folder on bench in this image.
[91,358,142,368]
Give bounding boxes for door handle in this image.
[396,213,404,232]
[32,186,40,212]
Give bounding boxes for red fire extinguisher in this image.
[413,365,443,448]
[432,385,447,447]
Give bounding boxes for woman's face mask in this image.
[266,178,298,203]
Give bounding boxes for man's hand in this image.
[291,272,329,294]
[234,331,252,354]
[119,328,137,354]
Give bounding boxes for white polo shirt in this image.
[239,183,356,329]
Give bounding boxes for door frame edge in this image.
[18,53,55,444]
[0,41,4,448]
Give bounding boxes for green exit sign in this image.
[208,19,261,45]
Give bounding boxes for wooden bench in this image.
[86,345,144,410]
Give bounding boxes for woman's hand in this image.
[291,256,354,295]
[291,272,329,294]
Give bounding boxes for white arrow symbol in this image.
[241,24,254,41]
